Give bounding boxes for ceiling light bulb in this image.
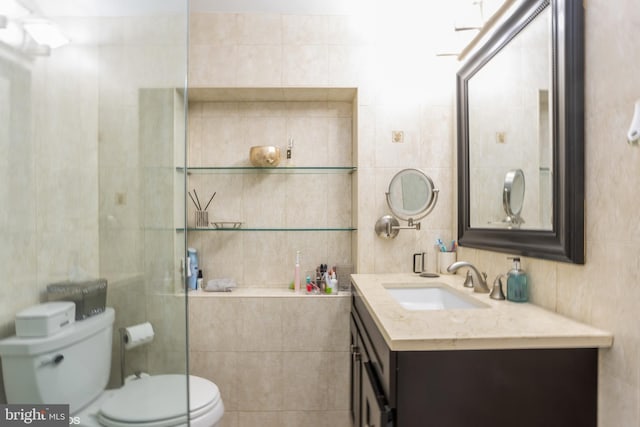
[23,20,69,49]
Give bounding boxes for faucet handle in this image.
[463,270,474,288]
[490,274,506,300]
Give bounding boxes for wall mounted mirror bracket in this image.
[375,169,438,239]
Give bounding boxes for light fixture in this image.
[23,20,69,49]
[0,21,25,48]
[0,0,31,20]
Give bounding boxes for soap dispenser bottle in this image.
[506,257,528,302]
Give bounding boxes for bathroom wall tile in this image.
[281,410,350,427]
[201,102,239,118]
[147,350,187,376]
[237,298,284,351]
[190,351,239,410]
[236,45,283,87]
[241,174,286,228]
[190,13,238,46]
[281,352,349,411]
[328,45,373,87]
[598,373,639,427]
[326,174,353,228]
[189,298,241,351]
[525,257,557,312]
[283,15,328,45]
[285,175,328,228]
[139,89,176,168]
[242,232,289,287]
[420,105,453,169]
[146,295,187,351]
[281,298,350,352]
[287,101,329,117]
[200,116,243,166]
[237,411,282,427]
[236,14,282,45]
[283,45,329,87]
[235,352,283,410]
[285,116,329,165]
[373,103,422,169]
[144,230,178,294]
[98,106,139,168]
[189,45,238,87]
[218,411,238,427]
[239,116,287,157]
[328,117,353,167]
[240,102,288,117]
[193,230,244,285]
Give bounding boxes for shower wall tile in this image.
[236,45,283,87]
[189,295,349,426]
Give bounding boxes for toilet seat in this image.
[97,375,222,427]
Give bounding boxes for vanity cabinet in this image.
[350,287,598,427]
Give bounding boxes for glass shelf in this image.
[177,227,357,232]
[177,166,356,174]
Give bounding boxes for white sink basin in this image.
[384,283,489,311]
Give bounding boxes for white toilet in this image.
[0,307,224,427]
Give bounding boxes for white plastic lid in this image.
[99,375,220,425]
[16,301,75,320]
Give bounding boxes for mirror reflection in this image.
[467,5,552,230]
[387,169,435,219]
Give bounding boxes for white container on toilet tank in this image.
[15,301,76,337]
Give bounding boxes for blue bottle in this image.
[506,257,528,302]
[187,248,199,290]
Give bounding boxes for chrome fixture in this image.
[375,168,439,239]
[446,261,490,293]
[489,275,506,300]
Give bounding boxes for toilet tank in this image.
[0,307,115,414]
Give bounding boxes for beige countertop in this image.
[351,273,613,351]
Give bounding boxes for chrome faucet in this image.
[446,261,490,293]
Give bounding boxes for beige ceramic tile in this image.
[236,298,284,351]
[283,15,328,45]
[189,298,241,351]
[236,45,283,87]
[235,352,283,410]
[236,14,282,45]
[283,45,329,86]
[190,13,238,46]
[190,351,238,410]
[189,45,238,87]
[237,411,282,427]
[281,298,350,352]
[280,410,350,427]
[281,352,349,411]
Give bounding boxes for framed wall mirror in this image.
[456,0,585,263]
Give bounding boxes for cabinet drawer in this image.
[352,288,396,404]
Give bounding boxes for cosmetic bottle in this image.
[197,269,203,290]
[506,257,528,302]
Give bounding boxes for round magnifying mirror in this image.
[503,169,525,218]
[386,168,438,222]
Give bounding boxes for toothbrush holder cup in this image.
[438,252,457,275]
[195,210,209,228]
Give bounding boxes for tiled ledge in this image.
[186,287,350,298]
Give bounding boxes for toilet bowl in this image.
[0,306,224,427]
[75,375,224,427]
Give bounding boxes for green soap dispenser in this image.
[506,257,528,302]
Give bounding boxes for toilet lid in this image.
[99,375,220,427]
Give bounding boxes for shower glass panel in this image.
[0,0,189,415]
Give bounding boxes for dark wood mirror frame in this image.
[456,0,585,264]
